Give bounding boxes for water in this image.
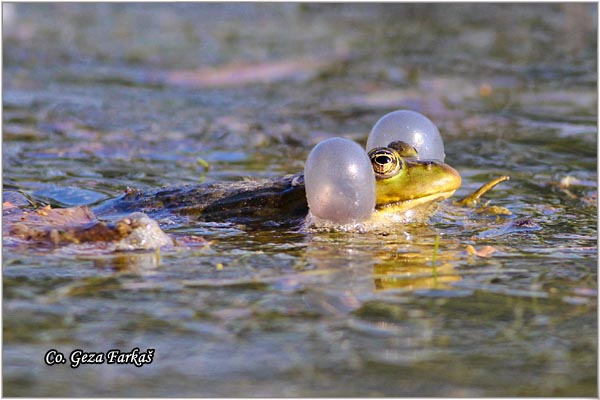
[3,3,597,396]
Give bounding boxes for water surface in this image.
[3,3,597,396]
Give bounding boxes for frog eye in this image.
[368,147,401,179]
[375,154,393,165]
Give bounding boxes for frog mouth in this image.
[376,189,458,214]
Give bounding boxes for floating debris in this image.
[476,218,541,238]
[466,245,497,258]
[558,175,596,189]
[3,204,173,251]
[475,203,512,216]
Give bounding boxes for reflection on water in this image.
[373,250,462,292]
[90,251,162,272]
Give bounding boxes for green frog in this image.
[95,141,463,225]
[4,140,508,247]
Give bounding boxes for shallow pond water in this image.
[3,3,597,396]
